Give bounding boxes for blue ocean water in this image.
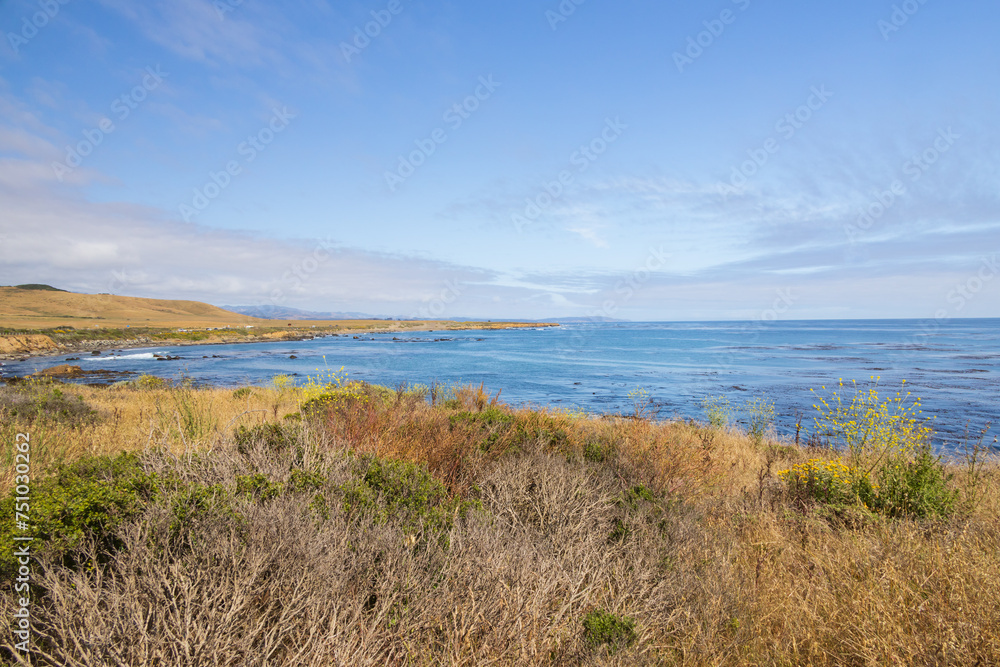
[3,320,998,450]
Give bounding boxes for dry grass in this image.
[1,380,998,665]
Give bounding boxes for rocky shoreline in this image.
[0,323,558,362]
[0,332,333,362]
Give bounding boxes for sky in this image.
[0,0,998,321]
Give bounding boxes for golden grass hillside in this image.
[1,377,997,665]
[0,286,557,334]
[0,285,270,329]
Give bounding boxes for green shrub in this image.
[780,380,955,520]
[232,387,254,399]
[339,456,482,547]
[235,473,283,502]
[0,384,98,426]
[608,518,631,543]
[582,609,637,652]
[620,484,656,508]
[780,447,957,520]
[0,453,157,579]
[309,493,330,521]
[609,485,663,543]
[288,469,326,493]
[132,374,169,390]
[448,406,514,428]
[166,482,242,547]
[584,439,614,464]
[871,445,957,518]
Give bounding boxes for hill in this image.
[0,286,266,329]
[0,287,558,353]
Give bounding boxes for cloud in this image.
[0,181,500,309]
[96,0,276,68]
[94,0,357,94]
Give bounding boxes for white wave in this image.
[88,352,162,361]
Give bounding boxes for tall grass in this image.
[0,376,997,665]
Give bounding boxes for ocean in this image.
[3,319,998,451]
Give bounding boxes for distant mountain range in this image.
[220,305,386,320]
[542,316,626,323]
[221,305,626,323]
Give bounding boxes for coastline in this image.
[0,321,558,362]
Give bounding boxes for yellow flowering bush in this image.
[299,362,373,414]
[778,457,875,507]
[778,378,955,518]
[811,377,932,476]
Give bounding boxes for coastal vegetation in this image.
[0,374,997,665]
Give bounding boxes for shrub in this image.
[778,378,954,519]
[288,469,326,493]
[780,445,957,519]
[702,395,733,428]
[270,374,294,391]
[235,473,283,502]
[811,377,931,474]
[0,453,157,579]
[448,406,514,429]
[583,440,606,463]
[872,445,957,518]
[338,455,481,546]
[132,374,169,390]
[234,423,300,456]
[0,384,98,426]
[232,387,254,399]
[299,366,395,416]
[582,609,637,652]
[627,386,655,419]
[779,458,874,509]
[620,484,656,508]
[744,396,776,446]
[166,482,242,548]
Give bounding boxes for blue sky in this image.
[1,0,998,320]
